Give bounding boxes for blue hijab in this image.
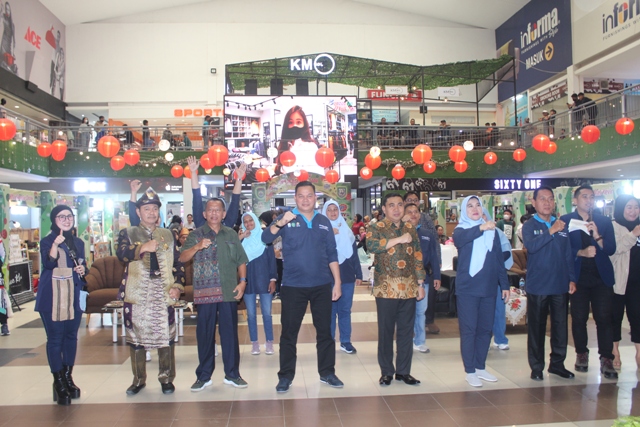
[456,196,496,277]
[483,207,513,270]
[241,212,266,262]
[322,200,355,264]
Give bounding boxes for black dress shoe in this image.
[161,383,175,394]
[530,370,543,381]
[548,366,575,379]
[395,374,421,385]
[126,383,146,395]
[379,375,392,386]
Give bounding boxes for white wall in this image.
[64,1,497,114]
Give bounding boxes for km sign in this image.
[290,54,335,75]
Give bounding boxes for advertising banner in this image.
[502,93,529,126]
[496,0,573,101]
[584,78,640,94]
[1,0,66,100]
[574,0,640,63]
[531,81,568,108]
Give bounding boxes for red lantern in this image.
[97,135,120,158]
[123,149,140,166]
[412,144,432,165]
[200,154,214,170]
[51,151,66,162]
[296,169,309,182]
[37,142,52,157]
[208,145,229,166]
[365,154,382,170]
[184,165,192,179]
[484,151,497,165]
[532,134,551,152]
[170,165,184,178]
[581,125,600,144]
[448,145,466,162]
[423,161,436,174]
[255,168,270,182]
[513,148,527,162]
[616,117,634,135]
[391,164,405,180]
[315,147,335,168]
[0,118,17,141]
[279,151,296,167]
[454,160,468,173]
[324,169,339,184]
[51,140,67,159]
[360,167,373,180]
[110,155,125,171]
[545,141,557,154]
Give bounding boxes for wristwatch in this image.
[274,222,284,229]
[239,277,247,282]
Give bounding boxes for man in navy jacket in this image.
[560,185,617,379]
[523,186,576,381]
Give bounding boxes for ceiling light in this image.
[510,141,515,146]
[14,105,19,108]
[43,118,48,121]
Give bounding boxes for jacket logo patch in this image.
[318,224,329,231]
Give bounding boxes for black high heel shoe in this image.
[53,370,71,406]
[63,365,81,399]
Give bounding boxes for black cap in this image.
[136,187,162,208]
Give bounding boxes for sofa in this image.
[84,256,126,325]
[509,249,527,278]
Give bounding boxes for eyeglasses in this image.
[56,214,74,221]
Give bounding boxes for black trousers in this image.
[195,302,240,380]
[612,282,640,343]
[570,275,614,359]
[425,277,437,325]
[278,284,335,380]
[527,293,569,372]
[376,297,416,376]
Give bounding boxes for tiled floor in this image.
[0,285,637,426]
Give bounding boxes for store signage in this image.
[531,81,567,108]
[9,261,32,295]
[164,184,183,192]
[289,53,335,75]
[494,179,541,191]
[366,89,423,102]
[174,108,222,118]
[385,85,408,96]
[73,179,106,193]
[24,27,42,49]
[496,0,572,101]
[437,87,460,97]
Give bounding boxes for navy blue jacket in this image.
[36,233,87,314]
[339,242,363,284]
[454,225,510,297]
[245,245,277,295]
[560,211,616,287]
[417,227,441,281]
[262,212,338,287]
[522,216,575,295]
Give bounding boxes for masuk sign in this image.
[289,53,335,75]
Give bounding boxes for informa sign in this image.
[574,0,640,63]
[531,81,568,108]
[1,0,66,100]
[496,0,573,101]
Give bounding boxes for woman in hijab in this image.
[239,212,276,356]
[610,195,640,368]
[36,205,87,405]
[322,200,362,354]
[454,196,510,387]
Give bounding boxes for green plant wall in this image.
[0,142,49,176]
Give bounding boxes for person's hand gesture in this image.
[397,232,412,244]
[187,155,199,172]
[130,179,142,194]
[53,228,65,247]
[141,239,159,254]
[236,162,247,180]
[480,221,496,231]
[549,219,565,235]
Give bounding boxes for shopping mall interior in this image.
[1,0,640,426]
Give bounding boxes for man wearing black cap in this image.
[116,187,186,395]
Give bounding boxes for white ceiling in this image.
[40,0,529,29]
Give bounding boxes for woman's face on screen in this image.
[288,111,305,129]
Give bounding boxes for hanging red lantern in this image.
[324,169,339,184]
[123,149,140,166]
[296,169,309,182]
[97,135,120,158]
[423,161,436,174]
[170,165,184,178]
[365,154,382,170]
[484,151,498,165]
[315,147,335,168]
[412,144,432,165]
[581,125,600,144]
[52,152,65,161]
[360,167,373,180]
[615,117,634,135]
[545,141,557,154]
[532,134,551,152]
[255,168,270,182]
[279,151,296,167]
[0,118,17,141]
[110,155,125,171]
[37,142,52,157]
[454,160,468,173]
[200,154,214,170]
[208,145,229,166]
[391,164,405,180]
[513,148,527,162]
[448,145,466,162]
[51,140,67,160]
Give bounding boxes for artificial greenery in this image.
[614,416,640,426]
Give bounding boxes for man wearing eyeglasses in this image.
[180,198,249,391]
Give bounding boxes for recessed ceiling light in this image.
[617,169,621,171]
[620,174,624,177]
[14,105,19,108]
[43,118,48,121]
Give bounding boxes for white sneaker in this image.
[495,343,510,350]
[145,351,151,362]
[466,373,483,387]
[215,345,219,357]
[413,343,430,353]
[476,369,498,382]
